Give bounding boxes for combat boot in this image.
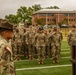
[56,60,59,63]
[38,61,41,64]
[29,55,32,60]
[41,61,44,64]
[17,57,21,61]
[31,57,35,60]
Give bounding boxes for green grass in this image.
[61,52,70,57]
[15,58,71,69]
[16,66,72,75]
[15,40,72,75]
[61,49,70,52]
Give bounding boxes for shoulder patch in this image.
[5,46,12,54]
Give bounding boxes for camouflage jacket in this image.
[67,30,76,46]
[14,32,21,43]
[26,30,36,44]
[0,35,15,75]
[50,32,61,46]
[35,32,46,46]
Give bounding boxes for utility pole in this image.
[46,13,48,25]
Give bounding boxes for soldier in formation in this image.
[25,26,35,60]
[49,27,63,63]
[67,25,76,58]
[12,23,63,64]
[34,27,46,64]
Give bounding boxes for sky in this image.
[0,0,76,19]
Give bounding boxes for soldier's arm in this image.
[0,46,9,65]
[67,31,71,46]
[60,31,63,40]
[25,32,29,45]
[49,32,55,38]
[34,33,38,45]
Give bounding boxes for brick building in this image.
[32,9,76,26]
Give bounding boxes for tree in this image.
[32,4,42,12]
[46,6,59,9]
[35,18,46,25]
[5,14,19,24]
[17,6,28,23]
[4,4,42,24]
[62,18,68,24]
[58,18,68,27]
[16,5,42,24]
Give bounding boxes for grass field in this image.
[15,40,72,75]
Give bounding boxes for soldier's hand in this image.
[26,42,29,45]
[51,32,56,35]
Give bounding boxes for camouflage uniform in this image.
[0,36,15,75]
[12,28,17,60]
[23,28,29,58]
[35,29,46,64]
[26,28,35,60]
[67,27,76,58]
[13,29,21,60]
[19,28,25,57]
[0,21,15,75]
[48,30,52,57]
[67,30,76,46]
[57,29,63,58]
[50,30,61,63]
[44,30,50,59]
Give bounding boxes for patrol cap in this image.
[0,21,13,30]
[38,26,44,30]
[72,25,76,28]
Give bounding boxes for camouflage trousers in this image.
[45,45,50,58]
[21,43,29,58]
[28,44,35,59]
[11,43,17,59]
[51,45,60,61]
[36,46,45,62]
[49,43,52,56]
[0,63,16,75]
[13,43,22,60]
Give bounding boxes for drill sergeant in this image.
[0,21,16,75]
[34,27,46,64]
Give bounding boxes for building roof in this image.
[33,9,76,14]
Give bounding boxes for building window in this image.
[64,13,75,16]
[39,14,46,17]
[48,14,54,16]
[69,19,75,21]
[47,19,49,22]
[64,14,68,16]
[69,13,75,16]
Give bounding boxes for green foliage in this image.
[58,18,68,26]
[63,18,68,24]
[5,4,42,24]
[17,6,28,22]
[45,6,59,9]
[5,14,18,24]
[35,18,46,25]
[32,4,42,12]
